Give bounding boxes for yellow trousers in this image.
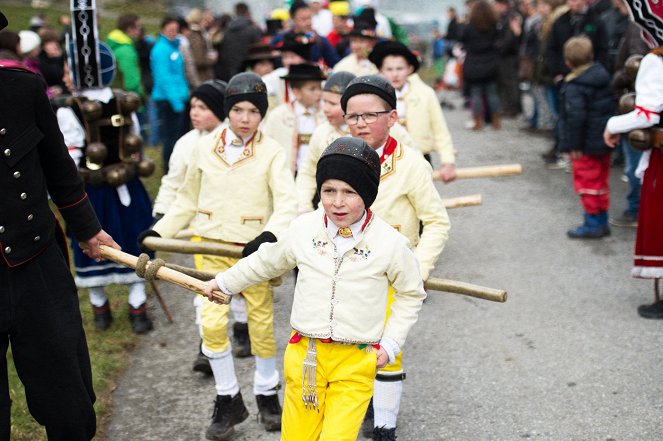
[199,253,276,358]
[282,336,377,441]
[378,286,403,376]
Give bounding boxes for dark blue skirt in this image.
[70,177,153,288]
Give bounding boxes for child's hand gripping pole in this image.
[99,245,231,304]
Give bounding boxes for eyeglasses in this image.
[343,111,391,125]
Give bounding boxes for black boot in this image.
[361,397,374,438]
[373,426,397,441]
[205,393,249,441]
[92,302,112,331]
[193,340,213,376]
[255,393,282,431]
[128,304,153,334]
[231,322,251,358]
[637,301,663,319]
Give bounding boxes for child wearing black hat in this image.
[144,72,298,438]
[262,63,327,174]
[263,32,316,106]
[332,8,379,76]
[203,136,426,441]
[295,71,415,213]
[341,74,450,440]
[369,40,458,183]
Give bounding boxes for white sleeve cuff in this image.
[606,110,660,134]
[379,337,401,365]
[214,273,235,296]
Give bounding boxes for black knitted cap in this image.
[191,80,227,121]
[340,75,397,112]
[316,137,381,207]
[323,71,356,94]
[224,72,269,118]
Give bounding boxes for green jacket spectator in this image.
[107,14,144,97]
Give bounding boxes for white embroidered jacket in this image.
[218,209,427,348]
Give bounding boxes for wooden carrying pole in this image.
[143,236,243,258]
[439,163,523,180]
[99,245,231,304]
[142,237,282,286]
[442,194,482,209]
[164,262,507,303]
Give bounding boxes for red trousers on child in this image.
[571,153,611,214]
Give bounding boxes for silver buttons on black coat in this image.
[20,192,27,200]
[4,246,11,254]
[0,128,7,135]
[13,171,20,179]
[3,148,10,157]
[27,214,34,221]
[33,236,40,242]
[0,226,4,233]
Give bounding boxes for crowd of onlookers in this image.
[434,0,649,233]
[0,0,650,232]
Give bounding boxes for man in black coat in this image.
[0,11,119,441]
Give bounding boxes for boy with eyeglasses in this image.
[341,75,450,440]
[295,71,414,213]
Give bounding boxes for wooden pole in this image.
[99,245,231,304]
[438,163,522,180]
[143,237,244,258]
[442,194,482,209]
[141,237,282,287]
[164,262,507,303]
[149,281,174,323]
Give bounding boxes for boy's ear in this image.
[386,108,398,128]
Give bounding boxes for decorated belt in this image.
[289,331,380,411]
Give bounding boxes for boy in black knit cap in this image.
[204,136,426,441]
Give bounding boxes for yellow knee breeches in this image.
[199,253,276,358]
[282,336,377,441]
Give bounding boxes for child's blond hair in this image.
[564,36,594,68]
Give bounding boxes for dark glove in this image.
[137,229,161,253]
[242,231,277,258]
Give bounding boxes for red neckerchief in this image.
[634,105,659,122]
[323,208,373,233]
[379,137,397,164]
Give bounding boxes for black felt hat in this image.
[348,8,377,38]
[224,72,269,118]
[245,43,281,62]
[281,63,327,81]
[278,32,316,61]
[323,71,356,94]
[368,40,420,72]
[340,74,397,112]
[316,137,381,207]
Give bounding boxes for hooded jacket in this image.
[107,29,144,97]
[559,62,615,155]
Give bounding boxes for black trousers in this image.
[0,241,96,441]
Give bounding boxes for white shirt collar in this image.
[326,210,368,240]
[396,81,409,98]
